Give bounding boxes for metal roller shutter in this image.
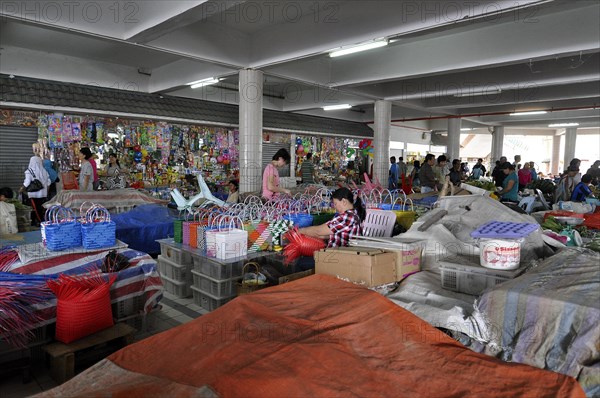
[0,126,38,193]
[262,143,290,177]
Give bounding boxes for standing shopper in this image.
[389,156,399,190]
[43,155,59,201]
[90,152,100,190]
[493,156,508,187]
[419,154,437,193]
[262,148,291,200]
[19,142,50,226]
[78,147,95,191]
[470,158,486,179]
[518,162,533,190]
[398,157,407,179]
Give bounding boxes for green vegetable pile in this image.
[541,216,563,233]
[526,179,555,194]
[464,181,496,191]
[584,236,600,252]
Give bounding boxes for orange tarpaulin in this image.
[39,275,585,398]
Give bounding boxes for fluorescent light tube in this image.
[548,123,579,127]
[460,128,473,131]
[323,104,352,111]
[454,89,501,97]
[330,40,388,58]
[189,78,220,89]
[509,111,548,116]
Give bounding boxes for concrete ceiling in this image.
[1,0,599,131]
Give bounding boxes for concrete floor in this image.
[0,291,206,398]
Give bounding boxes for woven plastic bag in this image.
[81,205,116,249]
[42,206,82,251]
[206,216,247,259]
[47,271,116,344]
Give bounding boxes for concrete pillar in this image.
[551,134,561,175]
[373,100,391,186]
[563,127,577,167]
[238,69,263,193]
[491,126,505,163]
[447,118,461,161]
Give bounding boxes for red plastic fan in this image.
[283,228,326,264]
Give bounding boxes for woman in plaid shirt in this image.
[299,187,366,248]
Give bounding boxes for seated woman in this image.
[571,174,595,202]
[298,187,366,248]
[226,180,240,203]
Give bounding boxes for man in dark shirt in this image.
[493,156,508,187]
[419,154,437,193]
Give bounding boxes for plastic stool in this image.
[362,209,396,237]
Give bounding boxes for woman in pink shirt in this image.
[517,162,533,190]
[262,148,291,200]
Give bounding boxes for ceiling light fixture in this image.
[454,89,502,97]
[548,123,579,127]
[323,104,352,111]
[509,111,548,116]
[329,39,388,58]
[189,78,220,89]
[460,128,473,131]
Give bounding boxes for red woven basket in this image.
[54,284,114,344]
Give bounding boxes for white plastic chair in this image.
[362,209,396,237]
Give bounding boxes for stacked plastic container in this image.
[157,241,194,298]
[190,255,245,312]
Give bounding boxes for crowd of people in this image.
[382,153,599,205]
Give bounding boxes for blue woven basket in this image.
[81,205,116,249]
[81,221,116,249]
[45,222,82,251]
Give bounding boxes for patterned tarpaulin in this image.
[472,247,600,397]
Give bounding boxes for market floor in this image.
[0,291,207,398]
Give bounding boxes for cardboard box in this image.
[315,247,397,287]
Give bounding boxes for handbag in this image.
[26,168,44,192]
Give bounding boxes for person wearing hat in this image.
[554,165,579,202]
[496,162,519,202]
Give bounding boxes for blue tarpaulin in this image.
[112,204,178,254]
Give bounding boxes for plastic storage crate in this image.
[160,274,192,298]
[157,255,193,283]
[158,240,193,265]
[192,255,245,280]
[191,285,235,312]
[191,270,240,298]
[439,257,524,296]
[112,294,145,319]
